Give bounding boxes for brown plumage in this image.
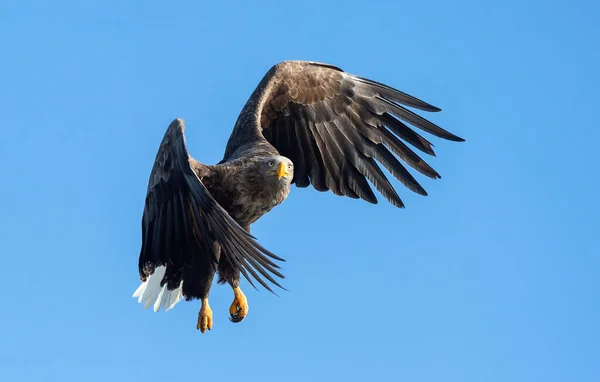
[132,60,464,332]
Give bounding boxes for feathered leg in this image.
[218,256,248,323]
[183,242,220,333]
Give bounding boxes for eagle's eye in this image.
[288,163,293,170]
[268,160,275,167]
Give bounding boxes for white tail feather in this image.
[164,280,184,311]
[132,266,184,312]
[153,284,167,312]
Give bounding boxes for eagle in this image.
[132,60,464,332]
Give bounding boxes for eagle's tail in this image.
[132,266,184,312]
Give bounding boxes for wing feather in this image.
[292,107,328,191]
[323,120,377,203]
[314,120,359,199]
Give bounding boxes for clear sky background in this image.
[1,1,599,381]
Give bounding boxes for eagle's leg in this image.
[196,298,213,333]
[217,253,249,323]
[229,286,248,323]
[217,225,250,323]
[192,241,220,333]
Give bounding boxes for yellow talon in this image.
[196,298,213,333]
[229,287,248,323]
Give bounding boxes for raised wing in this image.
[224,61,464,207]
[139,118,285,295]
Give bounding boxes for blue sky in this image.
[1,0,599,381]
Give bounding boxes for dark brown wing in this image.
[224,60,464,207]
[139,118,285,294]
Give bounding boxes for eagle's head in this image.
[260,155,294,185]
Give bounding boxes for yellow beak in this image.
[277,162,288,179]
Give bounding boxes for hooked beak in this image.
[276,162,288,179]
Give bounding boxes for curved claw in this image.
[229,311,245,323]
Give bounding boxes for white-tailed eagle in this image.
[132,61,464,332]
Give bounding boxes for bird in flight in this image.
[132,60,464,333]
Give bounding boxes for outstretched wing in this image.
[139,118,285,295]
[224,60,464,207]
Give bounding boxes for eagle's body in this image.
[194,155,292,227]
[132,61,464,332]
